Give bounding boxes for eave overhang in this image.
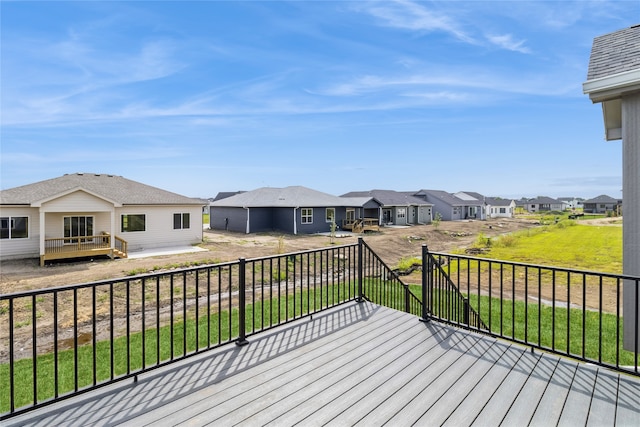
[583,68,640,141]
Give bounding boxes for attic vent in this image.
[278,198,285,200]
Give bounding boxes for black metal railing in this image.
[422,245,487,330]
[0,238,413,419]
[421,245,640,377]
[6,238,637,420]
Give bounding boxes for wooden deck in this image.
[6,301,640,426]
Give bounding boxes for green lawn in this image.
[0,282,355,412]
[475,222,622,273]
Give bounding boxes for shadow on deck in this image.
[6,301,639,426]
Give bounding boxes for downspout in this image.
[293,207,298,235]
[244,207,250,234]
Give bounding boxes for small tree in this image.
[329,219,337,244]
[432,212,442,230]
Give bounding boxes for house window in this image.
[0,216,28,239]
[64,216,94,241]
[122,214,146,232]
[301,208,313,224]
[325,208,335,223]
[346,208,355,222]
[173,213,190,229]
[499,208,506,213]
[397,208,406,219]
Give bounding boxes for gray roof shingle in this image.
[210,186,372,208]
[341,189,431,206]
[587,24,640,81]
[0,173,203,206]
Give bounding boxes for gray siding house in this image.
[523,196,564,213]
[413,190,477,221]
[209,186,379,234]
[342,190,433,225]
[582,195,622,214]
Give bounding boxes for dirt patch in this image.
[0,218,537,294]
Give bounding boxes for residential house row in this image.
[0,173,623,264]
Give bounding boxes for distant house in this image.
[523,196,564,213]
[558,197,584,210]
[342,190,433,225]
[0,173,204,265]
[414,190,485,221]
[583,195,622,214]
[209,186,380,234]
[485,197,516,219]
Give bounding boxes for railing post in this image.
[421,244,430,322]
[463,298,470,326]
[404,285,410,314]
[236,258,249,346]
[357,237,364,302]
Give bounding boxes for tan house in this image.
[0,173,204,265]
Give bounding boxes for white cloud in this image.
[486,34,531,54]
[359,0,476,44]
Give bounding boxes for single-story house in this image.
[209,186,380,234]
[0,173,204,265]
[522,196,564,213]
[341,190,433,225]
[558,197,584,210]
[413,190,477,221]
[452,191,490,220]
[582,194,622,214]
[484,197,516,219]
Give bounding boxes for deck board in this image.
[4,301,640,427]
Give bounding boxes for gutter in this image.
[244,207,250,234]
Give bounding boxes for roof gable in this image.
[0,173,203,206]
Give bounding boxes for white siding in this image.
[43,212,112,238]
[117,205,203,251]
[0,206,40,260]
[41,190,114,212]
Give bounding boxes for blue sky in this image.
[1,1,636,200]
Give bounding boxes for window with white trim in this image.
[173,213,191,229]
[301,208,313,224]
[0,216,28,239]
[397,208,406,219]
[325,208,335,223]
[121,214,146,232]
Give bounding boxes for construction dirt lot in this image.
[0,217,541,294]
[0,216,623,362]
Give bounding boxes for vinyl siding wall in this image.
[118,205,202,251]
[0,206,40,260]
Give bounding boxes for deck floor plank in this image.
[557,361,598,427]
[4,301,640,427]
[614,375,640,426]
[206,312,429,426]
[286,322,467,427]
[528,358,579,427]
[586,369,621,427]
[440,343,527,427]
[260,320,449,426]
[413,340,517,426]
[499,351,561,426]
